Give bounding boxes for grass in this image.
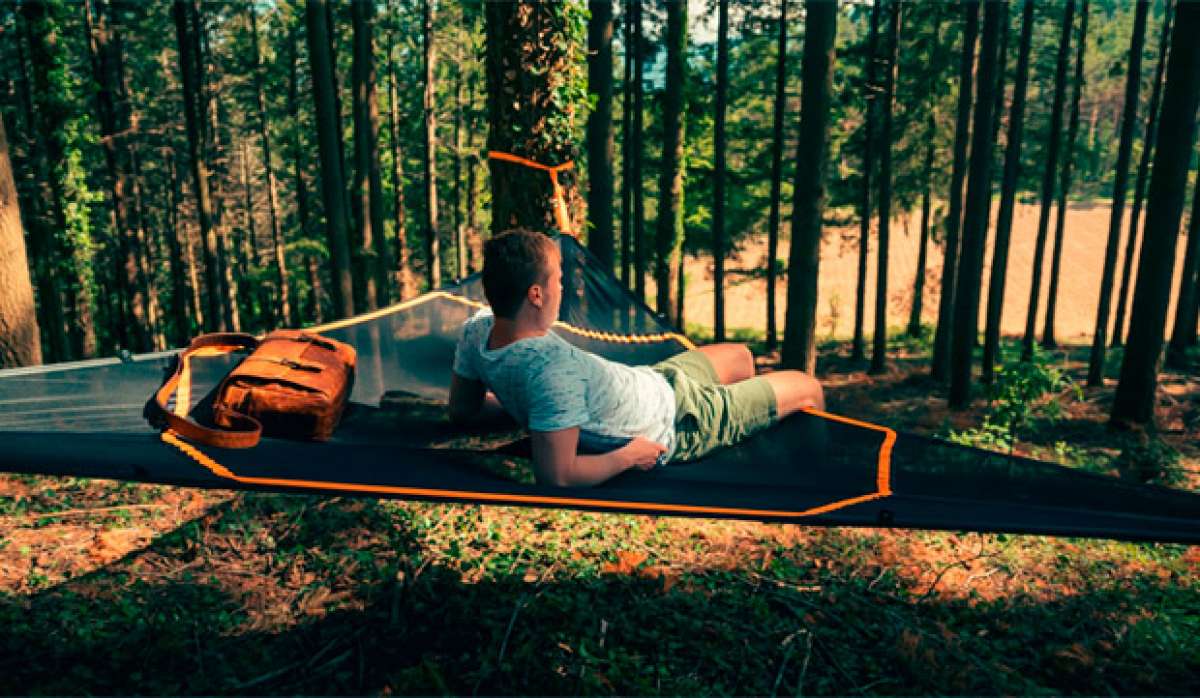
[0,336,1197,694]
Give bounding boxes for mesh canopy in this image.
[1,235,1197,544]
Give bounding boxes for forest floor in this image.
[0,331,1197,694]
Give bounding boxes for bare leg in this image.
[760,370,825,417]
[697,343,755,385]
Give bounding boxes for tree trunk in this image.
[1111,0,1200,428]
[909,127,934,338]
[0,112,40,367]
[164,148,191,344]
[422,0,440,288]
[983,0,1035,385]
[237,139,261,328]
[24,0,93,360]
[289,19,322,321]
[484,0,586,237]
[352,0,387,309]
[465,70,480,275]
[931,0,978,381]
[949,0,1003,409]
[1042,0,1089,349]
[129,142,163,348]
[712,0,729,341]
[306,0,355,319]
[1021,0,1074,359]
[781,0,836,374]
[84,0,151,352]
[248,3,292,325]
[632,0,647,305]
[870,0,900,375]
[453,10,465,280]
[386,6,412,299]
[854,0,882,363]
[587,0,616,271]
[1088,0,1149,385]
[325,0,352,229]
[1114,1,1172,349]
[766,0,788,351]
[655,0,687,328]
[620,0,634,288]
[173,0,224,331]
[1166,171,1200,366]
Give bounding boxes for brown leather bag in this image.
[145,330,357,448]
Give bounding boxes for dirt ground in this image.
[675,200,1194,343]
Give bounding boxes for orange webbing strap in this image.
[158,407,895,521]
[146,333,264,449]
[488,151,575,235]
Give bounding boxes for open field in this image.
[677,200,1194,344]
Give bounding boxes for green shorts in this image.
[652,350,779,463]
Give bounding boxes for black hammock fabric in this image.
[0,236,1197,544]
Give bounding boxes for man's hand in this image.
[531,429,667,487]
[618,436,667,471]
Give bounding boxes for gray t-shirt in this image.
[452,309,677,458]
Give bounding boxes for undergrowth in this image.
[0,337,1196,694]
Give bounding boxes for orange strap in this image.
[144,333,264,449]
[488,151,575,235]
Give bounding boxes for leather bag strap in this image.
[144,333,264,449]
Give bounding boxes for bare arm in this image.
[447,371,508,425]
[530,427,666,487]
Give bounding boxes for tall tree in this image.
[908,119,935,338]
[306,0,355,319]
[1112,0,1200,428]
[632,0,646,304]
[1113,1,1173,348]
[423,0,440,288]
[930,0,978,381]
[586,0,615,271]
[983,0,1035,385]
[949,0,1003,409]
[620,0,633,288]
[162,148,191,344]
[173,0,225,331]
[1088,0,1149,385]
[192,0,240,333]
[484,1,586,233]
[1167,172,1200,367]
[352,0,387,310]
[655,0,688,328]
[386,1,412,300]
[23,0,92,359]
[452,4,465,279]
[287,17,323,323]
[1021,0,1074,360]
[712,0,729,341]
[84,0,151,352]
[247,3,292,326]
[766,0,789,351]
[870,0,900,375]
[853,0,882,363]
[0,112,40,367]
[781,0,837,375]
[1041,0,1090,349]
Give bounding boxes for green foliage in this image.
[1115,432,1184,485]
[948,349,1083,454]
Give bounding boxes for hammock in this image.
[1,235,1197,544]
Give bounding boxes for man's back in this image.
[452,309,677,456]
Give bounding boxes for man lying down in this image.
[447,228,825,487]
